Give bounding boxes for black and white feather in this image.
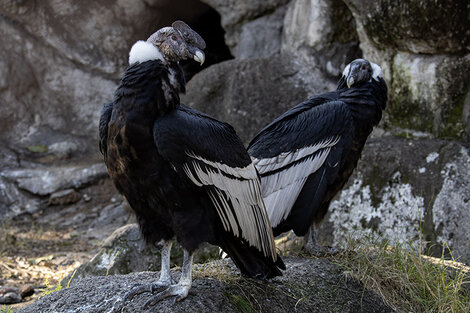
[154,106,277,261]
[248,59,388,237]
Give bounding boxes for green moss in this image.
[226,293,254,313]
[439,93,466,139]
[387,61,435,134]
[27,144,48,153]
[362,1,468,53]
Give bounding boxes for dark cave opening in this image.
[145,0,233,80]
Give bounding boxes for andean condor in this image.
[99,21,284,307]
[248,59,388,252]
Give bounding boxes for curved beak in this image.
[346,75,355,88]
[192,49,205,65]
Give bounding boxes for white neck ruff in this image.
[128,41,165,65]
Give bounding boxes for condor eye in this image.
[171,35,177,41]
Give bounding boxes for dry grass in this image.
[331,236,470,313]
[0,221,91,288]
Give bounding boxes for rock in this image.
[342,0,470,142]
[0,0,228,156]
[317,137,470,264]
[0,287,22,304]
[233,5,286,59]
[181,55,335,145]
[202,0,290,54]
[62,224,220,286]
[48,189,81,206]
[20,285,35,298]
[387,53,470,140]
[21,257,393,313]
[85,203,133,240]
[1,163,108,196]
[343,0,470,54]
[281,0,360,76]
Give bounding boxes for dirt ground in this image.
[0,178,124,309]
[0,221,97,309]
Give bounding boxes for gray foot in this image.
[113,280,172,312]
[144,283,191,307]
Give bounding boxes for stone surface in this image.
[343,0,470,54]
[48,189,82,206]
[0,287,22,304]
[202,0,290,50]
[281,0,360,76]
[1,163,107,196]
[19,257,394,313]
[62,224,221,286]
[0,0,229,155]
[317,137,470,264]
[342,1,470,142]
[387,53,470,140]
[233,5,287,59]
[181,55,335,145]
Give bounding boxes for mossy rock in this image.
[344,0,469,54]
[387,52,470,141]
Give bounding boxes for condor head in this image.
[146,21,206,65]
[129,21,206,66]
[339,58,383,89]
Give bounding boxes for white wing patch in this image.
[252,136,340,227]
[182,151,276,260]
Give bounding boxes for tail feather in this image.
[218,234,284,279]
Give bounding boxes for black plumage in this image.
[99,22,283,306]
[248,59,388,243]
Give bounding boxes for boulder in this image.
[341,0,470,142]
[1,161,110,218]
[202,0,290,53]
[62,224,221,286]
[232,5,287,59]
[343,0,470,55]
[48,189,82,206]
[0,0,229,156]
[317,137,470,264]
[281,0,360,76]
[181,55,335,145]
[19,257,394,313]
[0,163,107,196]
[387,53,470,140]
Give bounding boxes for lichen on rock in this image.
[329,173,425,247]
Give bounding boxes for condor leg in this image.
[122,240,173,303]
[144,248,194,307]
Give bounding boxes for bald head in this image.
[129,21,206,65]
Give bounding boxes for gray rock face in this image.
[233,5,286,59]
[202,0,290,53]
[181,55,335,145]
[64,224,220,286]
[344,0,470,54]
[388,53,470,139]
[342,1,470,142]
[19,257,394,313]
[48,189,82,206]
[0,0,221,154]
[0,162,109,218]
[317,138,470,264]
[1,163,107,196]
[281,0,361,77]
